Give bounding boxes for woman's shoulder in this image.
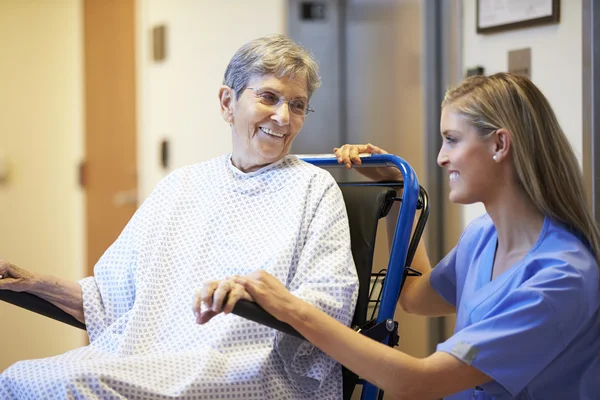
[177,154,229,174]
[504,218,600,320]
[272,156,339,194]
[530,218,599,279]
[283,155,336,180]
[142,155,228,197]
[174,155,338,195]
[163,154,235,183]
[518,219,600,326]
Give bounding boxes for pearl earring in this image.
[493,154,499,161]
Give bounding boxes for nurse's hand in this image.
[234,271,302,324]
[0,260,36,292]
[333,143,402,181]
[193,278,253,325]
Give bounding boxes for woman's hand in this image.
[0,260,36,292]
[0,260,85,322]
[193,278,253,325]
[333,143,402,181]
[234,270,302,324]
[334,143,388,168]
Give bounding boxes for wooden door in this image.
[83,0,137,275]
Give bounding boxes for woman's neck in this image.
[485,185,545,257]
[230,154,268,173]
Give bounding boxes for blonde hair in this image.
[443,73,600,264]
[224,34,321,99]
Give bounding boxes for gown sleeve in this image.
[275,176,359,392]
[78,171,181,342]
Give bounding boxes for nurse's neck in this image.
[485,184,545,270]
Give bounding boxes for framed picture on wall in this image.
[477,0,560,34]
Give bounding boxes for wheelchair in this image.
[233,154,428,399]
[0,154,428,400]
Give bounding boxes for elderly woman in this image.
[0,34,358,399]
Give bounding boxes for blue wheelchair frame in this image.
[300,153,420,400]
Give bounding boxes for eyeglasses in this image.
[246,87,314,116]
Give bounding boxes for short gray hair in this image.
[223,34,321,99]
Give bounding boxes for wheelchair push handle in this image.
[297,153,406,170]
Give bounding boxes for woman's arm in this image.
[289,304,490,399]
[0,260,84,323]
[370,167,456,317]
[394,216,456,317]
[236,271,490,400]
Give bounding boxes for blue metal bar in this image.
[299,153,419,400]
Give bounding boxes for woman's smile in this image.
[259,126,286,139]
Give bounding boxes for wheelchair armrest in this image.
[232,300,400,347]
[231,299,306,340]
[0,290,86,330]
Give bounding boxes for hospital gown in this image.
[0,154,359,399]
[431,214,600,400]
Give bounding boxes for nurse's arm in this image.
[385,203,456,317]
[401,268,457,317]
[288,300,491,400]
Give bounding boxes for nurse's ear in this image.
[490,128,511,163]
[219,86,235,124]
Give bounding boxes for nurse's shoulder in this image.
[530,218,599,279]
[522,217,600,322]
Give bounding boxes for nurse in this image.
[231,72,600,399]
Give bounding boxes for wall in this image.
[461,0,582,225]
[0,0,86,371]
[137,0,287,199]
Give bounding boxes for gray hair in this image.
[223,34,321,99]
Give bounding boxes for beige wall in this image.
[0,0,86,371]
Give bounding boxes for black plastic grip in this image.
[0,290,86,330]
[231,300,306,340]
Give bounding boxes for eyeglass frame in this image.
[245,87,314,116]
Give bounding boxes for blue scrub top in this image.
[431,214,600,400]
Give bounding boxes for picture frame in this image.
[477,0,560,34]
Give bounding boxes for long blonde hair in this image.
[443,73,600,264]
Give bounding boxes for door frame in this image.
[583,0,600,218]
[423,0,463,353]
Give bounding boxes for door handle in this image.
[113,189,138,207]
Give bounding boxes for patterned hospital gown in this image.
[0,154,359,399]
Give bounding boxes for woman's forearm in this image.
[29,275,85,324]
[286,301,431,399]
[285,301,486,399]
[385,201,437,314]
